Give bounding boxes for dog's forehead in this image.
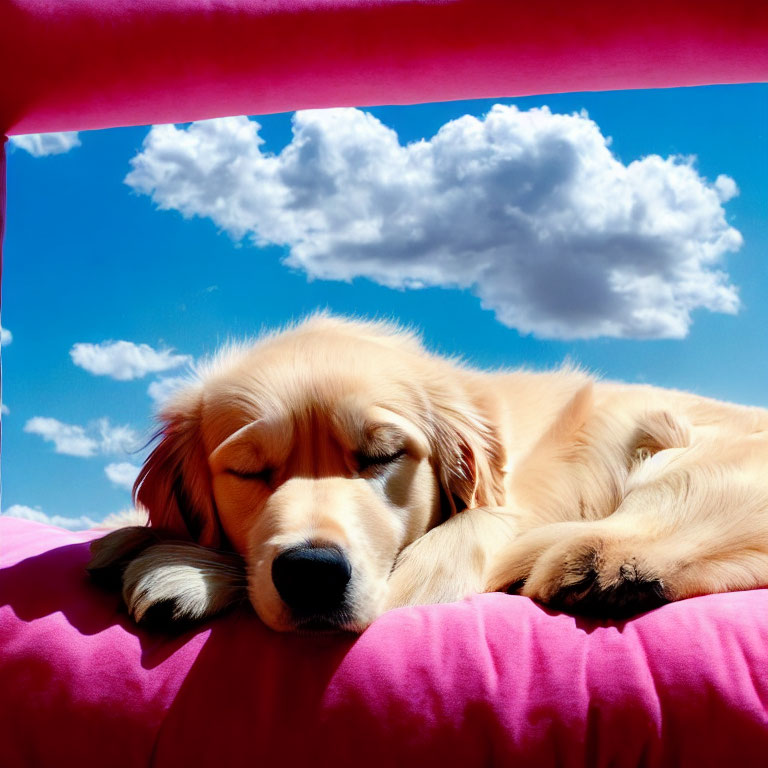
[195,325,432,454]
[206,339,412,409]
[201,377,418,454]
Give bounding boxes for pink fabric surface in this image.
[2,517,768,767]
[1,0,767,136]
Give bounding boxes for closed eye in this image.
[225,467,274,485]
[356,448,407,472]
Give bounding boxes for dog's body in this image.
[90,316,768,631]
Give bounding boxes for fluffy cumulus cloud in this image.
[127,107,743,339]
[10,131,81,157]
[2,504,101,531]
[24,416,140,457]
[104,461,141,490]
[70,340,191,381]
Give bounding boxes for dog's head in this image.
[135,316,504,631]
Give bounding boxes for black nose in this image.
[271,544,352,618]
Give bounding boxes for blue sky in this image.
[2,84,766,527]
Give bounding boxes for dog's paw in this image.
[89,530,248,631]
[122,543,247,630]
[489,524,669,619]
[524,538,668,618]
[87,526,164,589]
[386,506,520,610]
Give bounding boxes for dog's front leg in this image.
[120,542,247,628]
[89,529,247,629]
[486,448,768,618]
[385,506,520,610]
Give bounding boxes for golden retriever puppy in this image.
[89,315,768,631]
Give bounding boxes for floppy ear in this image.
[134,387,221,547]
[428,387,506,514]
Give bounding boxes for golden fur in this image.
[89,315,768,631]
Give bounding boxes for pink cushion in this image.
[2,0,767,136]
[2,517,768,766]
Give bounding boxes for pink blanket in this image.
[1,516,767,766]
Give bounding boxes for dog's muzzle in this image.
[271,543,352,624]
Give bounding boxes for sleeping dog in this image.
[89,315,768,632]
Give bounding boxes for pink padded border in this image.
[1,0,767,136]
[2,8,768,760]
[2,517,768,767]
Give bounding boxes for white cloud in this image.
[70,340,191,381]
[2,504,100,531]
[147,375,190,405]
[1,326,12,346]
[104,461,141,490]
[127,107,743,340]
[24,416,140,457]
[25,417,98,457]
[96,418,141,454]
[10,131,81,157]
[1,404,9,416]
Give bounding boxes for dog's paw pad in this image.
[548,554,668,619]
